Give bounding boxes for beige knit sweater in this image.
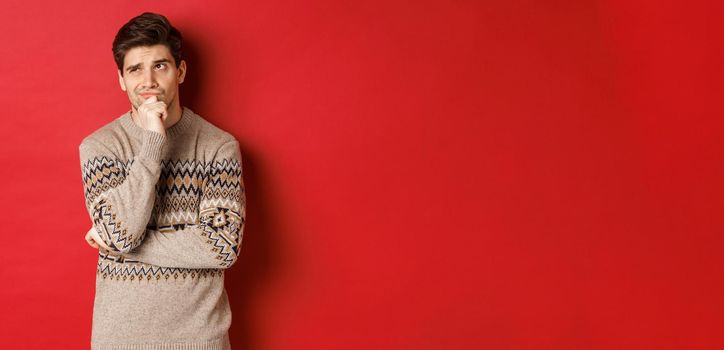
[79,107,245,350]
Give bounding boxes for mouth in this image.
[139,92,161,99]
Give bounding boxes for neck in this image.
[131,101,183,129]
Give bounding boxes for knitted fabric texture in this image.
[79,107,245,350]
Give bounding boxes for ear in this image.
[177,60,187,84]
[117,70,127,92]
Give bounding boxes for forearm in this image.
[122,140,246,268]
[121,216,244,269]
[81,130,166,253]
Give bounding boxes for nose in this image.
[141,69,158,89]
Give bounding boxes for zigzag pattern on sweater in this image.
[92,198,142,252]
[81,156,133,208]
[198,158,245,268]
[82,156,244,270]
[97,252,223,281]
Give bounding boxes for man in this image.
[79,12,245,350]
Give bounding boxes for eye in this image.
[154,63,167,70]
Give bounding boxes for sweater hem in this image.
[91,333,230,350]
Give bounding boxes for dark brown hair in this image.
[112,12,182,74]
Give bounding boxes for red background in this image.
[1,0,723,349]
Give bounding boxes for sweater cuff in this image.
[139,130,166,161]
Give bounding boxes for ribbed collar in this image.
[119,107,195,139]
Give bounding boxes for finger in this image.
[90,236,101,249]
[143,95,158,104]
[86,236,99,249]
[144,103,166,115]
[147,101,166,109]
[149,107,167,116]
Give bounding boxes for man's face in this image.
[117,44,186,111]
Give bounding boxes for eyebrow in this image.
[125,59,172,72]
[125,63,141,72]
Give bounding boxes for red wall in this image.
[1,0,723,349]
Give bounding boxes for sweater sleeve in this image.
[120,140,246,269]
[79,131,167,254]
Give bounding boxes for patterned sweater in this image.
[79,107,245,350]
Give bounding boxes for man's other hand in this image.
[85,226,113,251]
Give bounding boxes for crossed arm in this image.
[80,134,246,269]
